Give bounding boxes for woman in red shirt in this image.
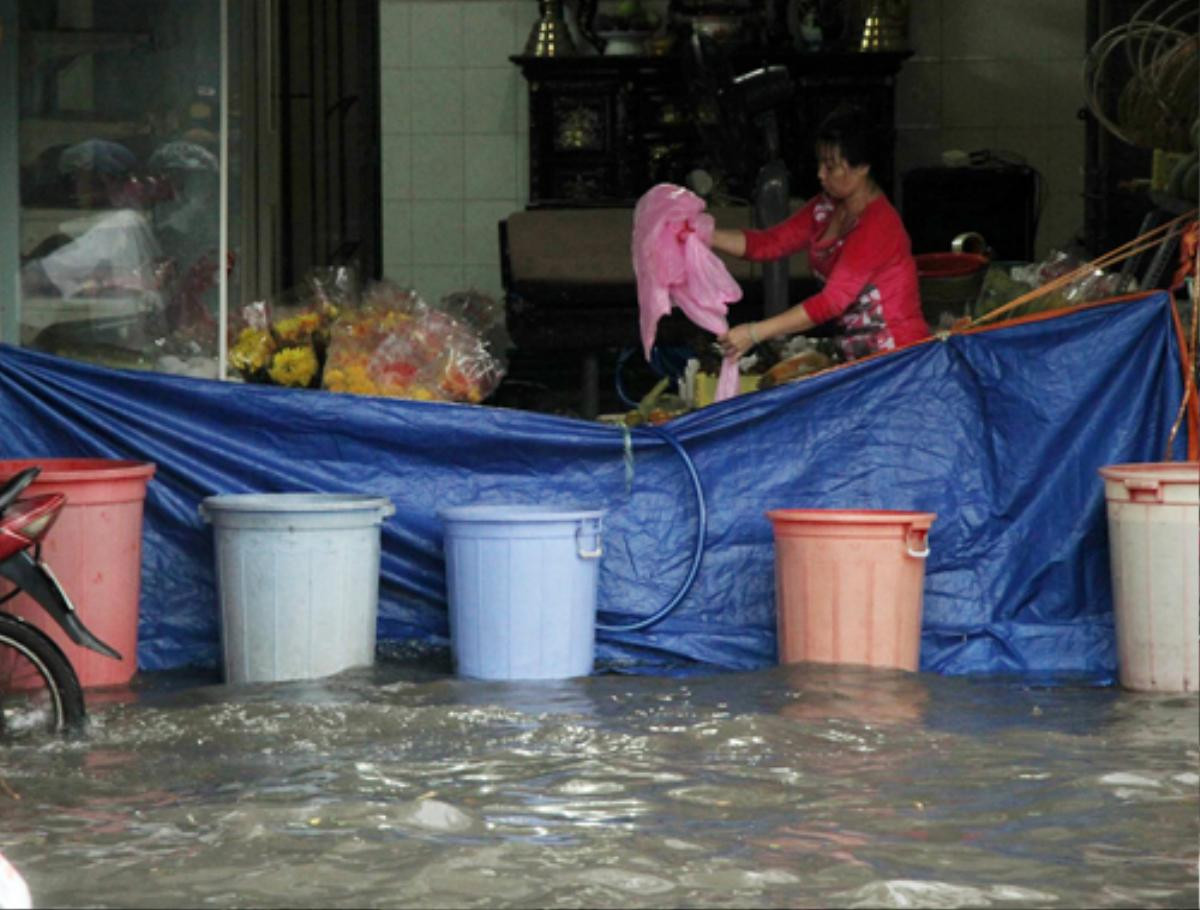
[711,106,928,362]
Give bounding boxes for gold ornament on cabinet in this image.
[526,0,576,57]
[857,0,909,52]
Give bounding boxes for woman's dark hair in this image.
[814,104,882,174]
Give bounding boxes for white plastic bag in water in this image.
[0,850,31,910]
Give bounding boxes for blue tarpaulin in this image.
[0,292,1188,681]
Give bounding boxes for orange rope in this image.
[969,209,1198,328]
[1164,235,1199,461]
[1169,221,1198,291]
[956,208,1198,458]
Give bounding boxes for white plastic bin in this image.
[200,493,395,684]
[440,505,604,680]
[1098,462,1199,693]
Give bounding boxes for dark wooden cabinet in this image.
[512,49,910,207]
[513,54,689,205]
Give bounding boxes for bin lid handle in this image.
[906,525,930,559]
[1123,478,1161,490]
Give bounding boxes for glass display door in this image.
[0,0,241,378]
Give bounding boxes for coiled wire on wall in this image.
[595,423,707,633]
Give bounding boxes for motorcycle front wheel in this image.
[0,614,86,741]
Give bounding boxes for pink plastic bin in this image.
[0,459,155,688]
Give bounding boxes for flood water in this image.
[1,657,1197,909]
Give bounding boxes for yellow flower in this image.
[268,345,319,387]
[229,328,274,374]
[323,362,378,396]
[274,312,323,344]
[344,363,373,391]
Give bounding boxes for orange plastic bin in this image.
[0,459,155,688]
[767,509,936,672]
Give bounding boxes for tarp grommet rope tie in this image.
[620,423,635,494]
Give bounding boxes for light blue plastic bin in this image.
[440,505,605,680]
[200,493,395,684]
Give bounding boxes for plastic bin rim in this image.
[766,509,936,527]
[441,504,605,523]
[1098,461,1199,482]
[915,252,989,277]
[201,493,394,514]
[0,458,156,482]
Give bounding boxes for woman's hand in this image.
[717,323,760,359]
[720,304,816,358]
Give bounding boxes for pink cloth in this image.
[632,184,744,402]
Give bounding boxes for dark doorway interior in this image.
[278,0,382,286]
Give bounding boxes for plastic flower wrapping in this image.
[974,250,1139,321]
[228,299,272,377]
[229,268,506,404]
[322,282,505,403]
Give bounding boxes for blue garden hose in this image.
[615,348,640,409]
[596,424,707,633]
[615,346,692,410]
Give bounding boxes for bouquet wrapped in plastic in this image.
[227,298,324,388]
[228,267,355,387]
[320,282,421,395]
[322,282,505,402]
[976,250,1138,321]
[228,299,275,382]
[438,288,512,367]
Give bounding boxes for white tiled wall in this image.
[379,0,528,305]
[896,0,1087,257]
[379,0,1088,303]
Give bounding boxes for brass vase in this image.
[525,0,575,57]
[857,0,909,52]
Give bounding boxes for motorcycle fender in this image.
[0,551,122,660]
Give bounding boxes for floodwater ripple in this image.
[0,662,1196,908]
